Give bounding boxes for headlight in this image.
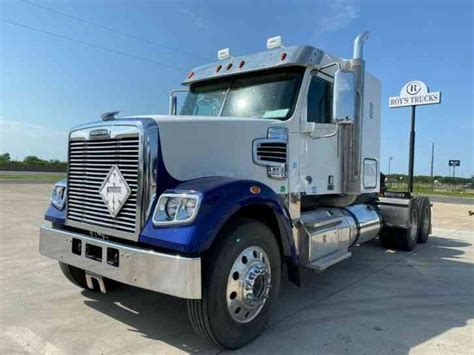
[153,192,201,225]
[165,197,180,219]
[50,182,67,210]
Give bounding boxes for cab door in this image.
[298,72,342,195]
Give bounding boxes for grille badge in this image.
[99,165,131,217]
[89,128,110,138]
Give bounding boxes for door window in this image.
[307,76,333,123]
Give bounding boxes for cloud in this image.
[315,0,360,34]
[0,118,68,160]
[180,7,208,30]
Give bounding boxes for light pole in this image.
[387,157,393,187]
[388,156,393,175]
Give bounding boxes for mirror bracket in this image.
[169,88,189,115]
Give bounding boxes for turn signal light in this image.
[250,186,261,194]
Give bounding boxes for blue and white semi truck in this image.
[39,33,431,349]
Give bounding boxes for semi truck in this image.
[39,32,432,349]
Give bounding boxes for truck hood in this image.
[131,115,285,188]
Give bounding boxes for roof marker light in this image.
[239,60,245,68]
[217,48,231,60]
[267,35,282,49]
[226,63,233,71]
[280,52,287,61]
[187,71,195,79]
[216,64,222,72]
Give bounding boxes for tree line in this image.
[0,152,472,183]
[386,173,472,185]
[0,153,67,172]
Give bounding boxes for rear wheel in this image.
[414,196,431,243]
[395,206,419,251]
[187,219,281,349]
[379,206,419,251]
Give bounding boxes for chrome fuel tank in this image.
[345,204,381,244]
[299,204,381,269]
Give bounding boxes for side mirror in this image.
[332,70,356,123]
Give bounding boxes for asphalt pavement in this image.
[1,184,473,354]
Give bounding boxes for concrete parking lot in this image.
[1,183,473,354]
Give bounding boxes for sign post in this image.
[448,160,461,189]
[389,80,441,194]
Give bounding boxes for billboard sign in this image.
[389,80,441,108]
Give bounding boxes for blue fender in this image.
[44,176,300,268]
[45,203,66,225]
[139,177,298,264]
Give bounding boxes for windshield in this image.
[180,67,304,120]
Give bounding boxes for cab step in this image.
[307,251,352,271]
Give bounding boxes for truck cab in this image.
[40,33,431,349]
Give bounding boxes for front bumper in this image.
[39,224,201,299]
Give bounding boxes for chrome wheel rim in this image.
[226,246,271,323]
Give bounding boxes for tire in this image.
[187,219,281,349]
[58,262,117,292]
[379,207,418,251]
[396,206,419,251]
[414,196,431,243]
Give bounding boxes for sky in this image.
[0,0,472,177]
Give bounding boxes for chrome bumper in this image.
[39,224,201,299]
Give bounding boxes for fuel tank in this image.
[299,204,381,268]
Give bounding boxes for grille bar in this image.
[66,133,140,235]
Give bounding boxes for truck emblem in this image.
[99,165,131,217]
[90,128,110,138]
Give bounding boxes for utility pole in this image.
[388,157,393,175]
[430,142,434,189]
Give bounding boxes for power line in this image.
[21,0,210,61]
[1,18,187,72]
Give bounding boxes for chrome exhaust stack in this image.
[341,32,369,195]
[353,31,369,60]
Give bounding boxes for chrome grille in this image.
[66,134,140,235]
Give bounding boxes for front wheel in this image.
[187,219,281,349]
